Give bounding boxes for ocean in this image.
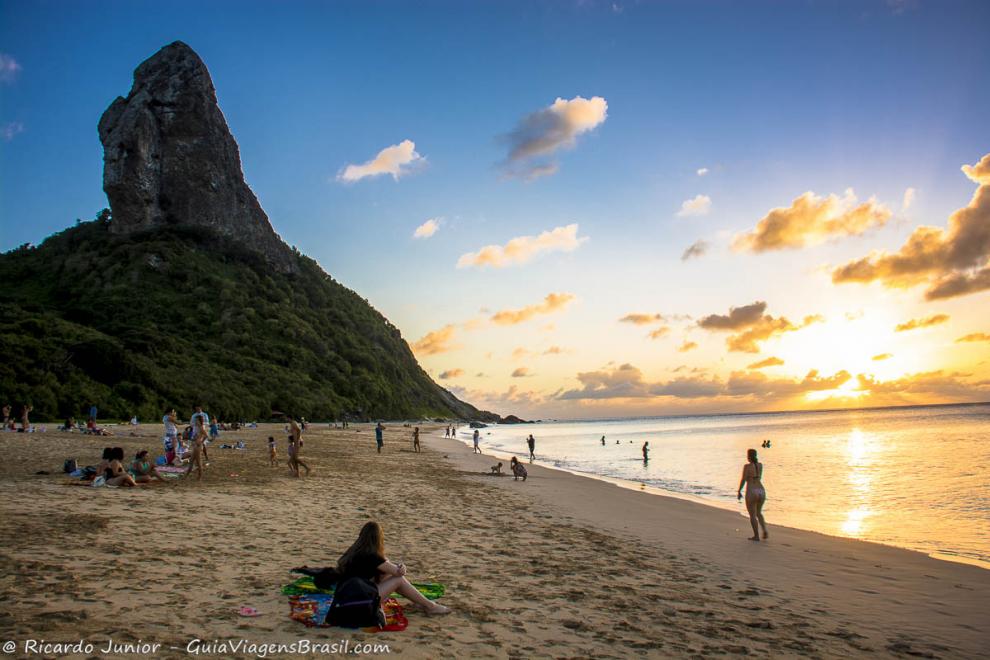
[453,402,990,566]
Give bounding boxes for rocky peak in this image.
[99,41,297,273]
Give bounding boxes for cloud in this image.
[855,370,989,398]
[439,368,464,380]
[733,189,891,252]
[500,95,607,179]
[677,340,698,353]
[872,353,893,361]
[511,367,531,378]
[457,223,588,269]
[619,313,665,325]
[902,187,916,212]
[543,346,565,355]
[832,153,990,300]
[894,314,949,332]
[413,218,440,239]
[697,301,767,330]
[411,324,460,355]
[337,139,424,182]
[0,53,20,82]
[558,363,851,401]
[681,239,709,261]
[491,292,575,325]
[697,167,709,177]
[747,357,784,370]
[649,327,671,340]
[698,301,821,352]
[1,121,24,141]
[956,333,990,343]
[511,347,530,360]
[676,194,712,217]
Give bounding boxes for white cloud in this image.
[902,187,916,212]
[501,96,607,179]
[337,139,424,182]
[677,194,712,217]
[696,167,709,176]
[0,53,20,83]
[413,218,440,239]
[1,121,24,141]
[457,223,588,269]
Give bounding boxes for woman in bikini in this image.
[288,417,310,477]
[737,448,768,541]
[131,450,166,483]
[184,415,208,481]
[104,447,137,487]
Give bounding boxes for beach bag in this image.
[63,459,77,473]
[325,577,384,629]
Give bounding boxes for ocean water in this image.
[454,403,990,565]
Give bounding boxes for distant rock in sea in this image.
[98,41,297,273]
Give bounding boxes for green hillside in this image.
[0,213,494,423]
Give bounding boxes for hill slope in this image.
[0,216,496,422]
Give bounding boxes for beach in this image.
[1,423,987,659]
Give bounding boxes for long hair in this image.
[747,448,758,463]
[337,521,385,572]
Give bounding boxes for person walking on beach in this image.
[184,415,208,481]
[472,429,481,454]
[445,425,450,438]
[642,441,649,463]
[737,448,769,541]
[412,427,421,453]
[289,417,310,476]
[268,436,279,467]
[375,422,385,454]
[190,405,211,463]
[527,434,536,461]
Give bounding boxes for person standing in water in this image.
[601,435,605,446]
[737,448,768,541]
[527,434,536,461]
[642,441,649,463]
[472,429,481,454]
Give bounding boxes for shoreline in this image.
[444,429,990,570]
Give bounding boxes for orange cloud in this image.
[338,139,424,182]
[543,346,565,355]
[698,301,821,353]
[649,327,670,340]
[511,367,531,378]
[832,153,990,300]
[619,313,665,325]
[411,324,460,355]
[956,332,990,343]
[747,357,784,370]
[677,341,698,353]
[894,314,949,332]
[491,292,575,325]
[872,353,893,361]
[511,347,530,360]
[439,368,464,380]
[733,189,891,252]
[457,224,588,269]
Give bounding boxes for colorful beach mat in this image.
[288,594,407,632]
[282,575,445,600]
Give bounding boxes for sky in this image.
[1,0,989,419]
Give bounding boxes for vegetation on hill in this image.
[0,213,496,423]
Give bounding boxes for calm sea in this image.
[454,403,990,566]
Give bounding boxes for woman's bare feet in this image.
[424,603,451,615]
[762,531,769,539]
[748,536,760,541]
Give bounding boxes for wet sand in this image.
[0,423,987,658]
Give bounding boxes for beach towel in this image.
[288,594,407,632]
[282,575,445,600]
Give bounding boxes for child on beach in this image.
[510,456,527,481]
[268,436,279,467]
[412,427,421,453]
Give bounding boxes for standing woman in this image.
[737,448,769,541]
[289,416,310,476]
[184,414,208,480]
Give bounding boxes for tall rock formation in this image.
[98,41,297,272]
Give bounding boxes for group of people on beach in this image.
[92,446,167,487]
[2,403,33,432]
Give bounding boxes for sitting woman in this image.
[103,447,136,487]
[130,450,165,483]
[328,521,450,615]
[510,456,528,481]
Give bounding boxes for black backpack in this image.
[325,577,385,629]
[63,459,77,473]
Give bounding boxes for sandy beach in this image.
[1,423,987,659]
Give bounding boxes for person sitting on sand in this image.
[130,450,165,483]
[412,426,421,453]
[184,415,208,481]
[103,447,137,487]
[510,456,527,481]
[329,521,450,615]
[268,436,279,467]
[737,448,769,541]
[490,462,503,475]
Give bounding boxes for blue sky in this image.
[2,0,989,416]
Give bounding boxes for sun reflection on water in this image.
[840,428,875,537]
